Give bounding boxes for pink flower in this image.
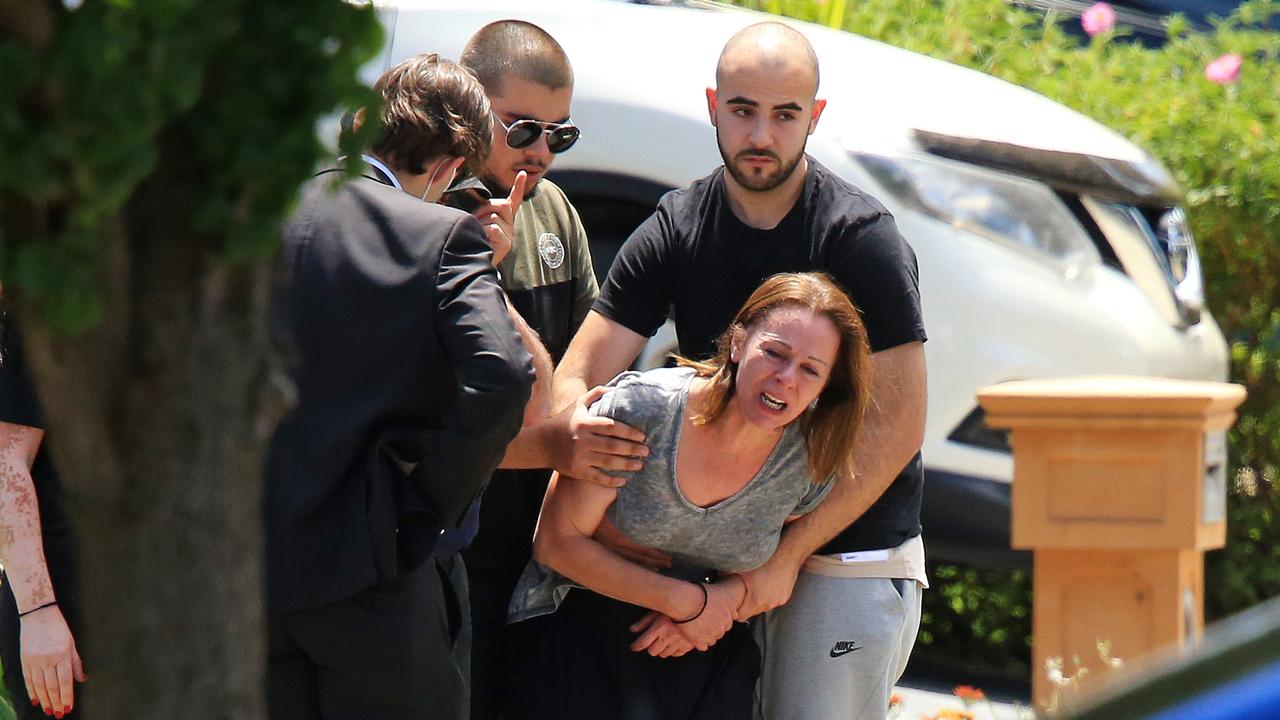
[1081,3,1117,36]
[1205,54,1243,84]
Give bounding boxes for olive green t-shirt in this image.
[498,179,598,360]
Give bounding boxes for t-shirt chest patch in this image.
[537,232,565,269]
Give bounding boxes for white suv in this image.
[367,0,1229,566]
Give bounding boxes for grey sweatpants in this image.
[755,573,923,720]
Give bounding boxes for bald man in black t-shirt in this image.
[506,22,928,720]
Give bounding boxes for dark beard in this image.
[716,131,805,193]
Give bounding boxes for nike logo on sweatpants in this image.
[829,642,862,658]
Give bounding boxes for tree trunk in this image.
[19,156,282,719]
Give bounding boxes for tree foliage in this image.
[0,0,383,329]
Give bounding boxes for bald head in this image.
[716,22,819,97]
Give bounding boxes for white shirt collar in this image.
[360,154,402,191]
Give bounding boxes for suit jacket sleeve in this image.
[413,215,536,525]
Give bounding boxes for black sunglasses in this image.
[495,114,581,154]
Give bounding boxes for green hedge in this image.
[732,0,1280,678]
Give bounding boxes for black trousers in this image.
[267,558,466,720]
[462,470,548,720]
[0,535,82,720]
[505,591,760,720]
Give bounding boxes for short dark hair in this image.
[370,53,492,175]
[459,20,573,96]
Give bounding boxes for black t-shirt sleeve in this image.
[828,212,927,353]
[0,322,45,429]
[592,207,675,339]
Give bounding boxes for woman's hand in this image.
[20,604,85,718]
[629,611,695,657]
[672,582,737,651]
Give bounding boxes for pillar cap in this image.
[977,375,1246,422]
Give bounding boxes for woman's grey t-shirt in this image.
[508,366,834,622]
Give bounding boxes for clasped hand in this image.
[628,580,740,658]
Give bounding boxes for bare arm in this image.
[549,311,649,412]
[0,421,84,715]
[498,311,650,483]
[533,471,738,649]
[736,341,927,618]
[0,423,54,615]
[533,472,697,617]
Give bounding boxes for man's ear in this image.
[350,107,367,133]
[441,155,467,178]
[705,87,719,127]
[425,155,467,198]
[808,98,827,135]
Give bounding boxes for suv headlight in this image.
[1082,199,1204,327]
[1158,207,1204,316]
[852,152,1098,275]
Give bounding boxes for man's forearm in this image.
[772,442,909,566]
[496,355,596,469]
[551,310,648,413]
[499,310,651,474]
[775,342,927,562]
[498,422,555,469]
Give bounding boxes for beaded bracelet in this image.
[673,582,708,624]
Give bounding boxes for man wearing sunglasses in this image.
[452,19,599,720]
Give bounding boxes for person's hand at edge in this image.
[20,603,85,719]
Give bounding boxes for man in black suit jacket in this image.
[265,54,538,720]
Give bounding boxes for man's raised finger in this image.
[508,170,528,215]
